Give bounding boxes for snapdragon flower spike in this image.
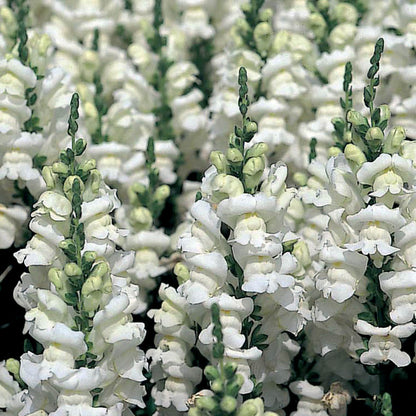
[299,38,416,414]
[12,93,147,414]
[176,67,305,413]
[188,304,279,416]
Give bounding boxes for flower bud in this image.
[329,23,357,50]
[129,206,153,231]
[245,121,258,135]
[196,396,217,412]
[128,182,147,204]
[89,169,102,193]
[52,162,69,175]
[220,396,237,413]
[383,126,406,154]
[212,174,244,201]
[78,159,96,174]
[293,240,311,268]
[254,22,273,55]
[90,261,110,279]
[344,144,367,166]
[237,402,257,416]
[0,7,17,39]
[188,408,202,416]
[343,130,352,143]
[42,166,55,189]
[224,362,238,379]
[328,146,342,157]
[332,2,358,23]
[82,251,97,265]
[293,172,308,186]
[63,175,84,199]
[243,157,265,190]
[154,185,170,201]
[366,127,384,142]
[5,358,20,378]
[246,143,268,159]
[64,262,82,277]
[379,104,391,125]
[211,379,223,393]
[48,268,65,290]
[225,373,244,396]
[174,262,190,284]
[347,110,369,128]
[210,151,228,173]
[81,275,102,297]
[204,365,220,381]
[259,8,273,23]
[309,12,327,39]
[227,148,244,163]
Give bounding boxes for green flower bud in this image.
[129,206,153,231]
[78,159,97,174]
[293,240,312,268]
[42,166,55,189]
[347,110,369,128]
[254,22,273,56]
[366,127,384,142]
[82,251,97,265]
[293,172,308,186]
[89,169,102,194]
[328,146,342,157]
[383,126,406,154]
[225,374,244,396]
[379,104,391,125]
[243,157,265,191]
[74,138,88,156]
[212,174,244,202]
[259,8,273,23]
[210,151,228,173]
[0,7,17,38]
[309,12,327,39]
[343,130,352,143]
[236,17,251,37]
[81,274,102,297]
[174,262,190,284]
[220,396,238,413]
[227,148,244,163]
[246,143,268,159]
[204,365,220,381]
[6,358,20,377]
[245,121,258,135]
[332,2,358,24]
[344,144,367,166]
[48,268,64,290]
[237,401,257,416]
[154,185,170,201]
[89,262,110,279]
[224,362,238,379]
[196,396,217,412]
[63,175,84,200]
[128,182,147,205]
[64,262,82,277]
[188,408,202,416]
[211,379,223,393]
[52,162,69,175]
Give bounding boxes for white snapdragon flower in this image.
[252,333,300,409]
[179,200,230,304]
[345,205,405,265]
[316,246,368,303]
[357,153,415,206]
[289,380,329,416]
[217,193,279,247]
[0,203,27,248]
[0,361,21,408]
[148,284,202,411]
[261,53,310,101]
[355,320,416,367]
[379,269,416,324]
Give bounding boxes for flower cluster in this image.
[2,1,416,415]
